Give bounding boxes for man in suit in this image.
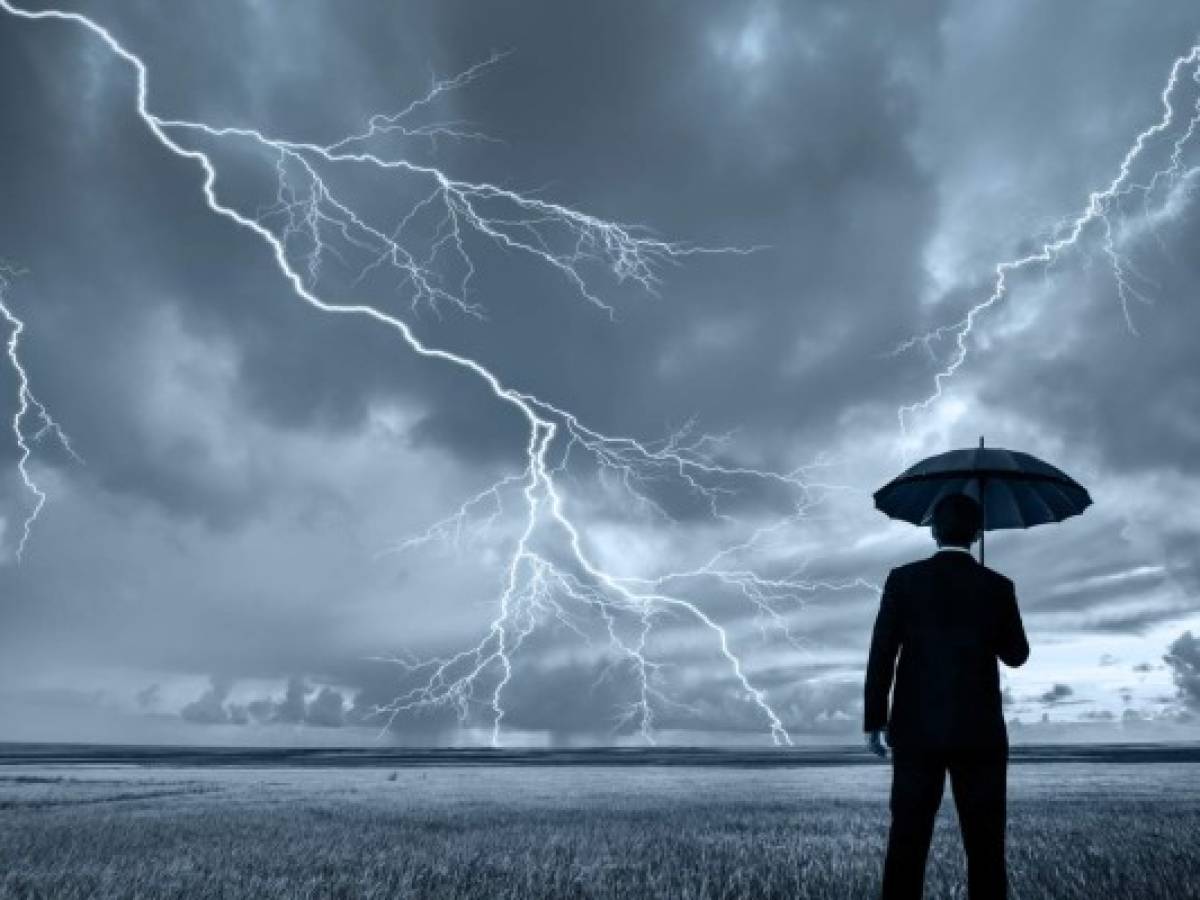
[864,492,1029,900]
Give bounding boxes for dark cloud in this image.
[273,677,308,725]
[978,213,1200,479]
[180,676,235,725]
[0,0,952,508]
[135,683,161,711]
[305,686,348,728]
[179,675,351,728]
[246,677,352,728]
[1164,630,1200,710]
[1039,683,1075,705]
[422,0,949,456]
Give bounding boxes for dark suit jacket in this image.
[864,549,1029,752]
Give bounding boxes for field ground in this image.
[2,754,1199,899]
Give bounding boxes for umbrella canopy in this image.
[873,437,1092,564]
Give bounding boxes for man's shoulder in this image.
[885,559,927,586]
[952,559,1016,594]
[890,559,926,577]
[979,565,1015,591]
[890,556,1015,590]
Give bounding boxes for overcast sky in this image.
[1,0,1199,747]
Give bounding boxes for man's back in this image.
[864,549,1029,752]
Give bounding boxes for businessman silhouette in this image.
[864,493,1029,900]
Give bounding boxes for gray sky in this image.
[1,0,1199,747]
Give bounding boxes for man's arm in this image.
[864,569,903,735]
[995,577,1029,668]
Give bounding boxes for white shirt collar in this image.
[936,545,974,556]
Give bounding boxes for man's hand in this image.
[865,729,889,759]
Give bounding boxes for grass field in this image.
[2,759,1199,899]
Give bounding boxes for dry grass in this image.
[1,765,1197,899]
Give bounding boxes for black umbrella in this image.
[873,437,1092,564]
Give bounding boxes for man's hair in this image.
[931,493,983,547]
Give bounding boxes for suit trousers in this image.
[880,748,1008,900]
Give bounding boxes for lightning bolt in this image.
[896,40,1200,437]
[0,2,874,745]
[0,263,81,562]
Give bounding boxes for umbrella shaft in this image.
[978,477,986,566]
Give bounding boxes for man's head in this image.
[931,493,983,548]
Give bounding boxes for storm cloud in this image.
[1165,631,1200,711]
[1,0,1199,745]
